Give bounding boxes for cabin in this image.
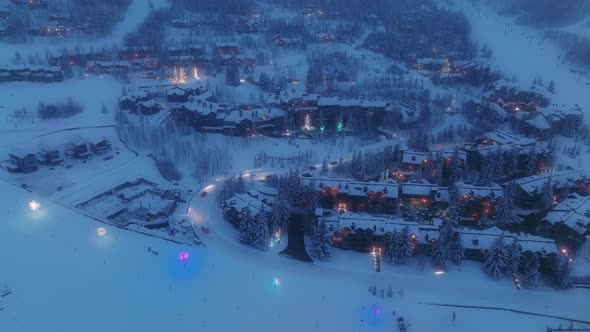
[8,149,38,173]
[138,100,162,116]
[215,42,239,55]
[272,35,302,48]
[91,138,112,155]
[539,193,590,249]
[514,169,589,210]
[222,107,285,136]
[167,86,188,103]
[483,79,550,112]
[454,181,503,223]
[222,190,274,227]
[300,176,399,214]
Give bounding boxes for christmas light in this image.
[29,200,40,212]
[337,122,343,131]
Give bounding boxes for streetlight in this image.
[372,246,382,272]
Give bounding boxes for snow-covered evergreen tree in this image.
[449,232,464,265]
[238,207,257,245]
[495,182,519,226]
[446,184,464,222]
[309,221,331,261]
[505,238,521,274]
[320,158,328,176]
[270,194,290,233]
[553,255,572,289]
[521,252,541,288]
[430,240,448,269]
[390,226,414,264]
[479,156,494,186]
[483,234,508,279]
[505,148,519,176]
[386,231,399,263]
[253,208,270,250]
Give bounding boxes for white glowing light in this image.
[97,227,107,237]
[29,200,40,212]
[434,270,445,275]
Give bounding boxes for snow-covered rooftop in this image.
[543,193,590,235]
[515,169,587,195]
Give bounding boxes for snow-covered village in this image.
[1,0,590,331]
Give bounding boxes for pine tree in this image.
[495,183,520,226]
[386,231,399,263]
[521,252,541,288]
[271,195,290,233]
[505,148,519,176]
[253,208,270,250]
[446,184,464,222]
[309,221,331,261]
[320,158,328,176]
[553,255,572,289]
[547,80,555,94]
[483,234,508,279]
[479,156,493,186]
[238,207,257,245]
[392,226,414,264]
[449,232,464,265]
[430,240,448,269]
[505,238,521,274]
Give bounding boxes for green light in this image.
[320,126,325,133]
[337,122,343,131]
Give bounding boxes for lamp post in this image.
[372,246,381,272]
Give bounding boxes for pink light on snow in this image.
[179,251,190,262]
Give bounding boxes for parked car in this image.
[309,166,316,170]
[200,191,208,198]
[330,161,338,165]
[103,155,113,160]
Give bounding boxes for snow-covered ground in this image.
[1,175,589,332]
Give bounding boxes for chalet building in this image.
[118,47,154,60]
[166,45,205,64]
[171,98,227,130]
[322,211,558,258]
[300,176,399,214]
[454,181,503,223]
[215,42,239,56]
[222,186,276,227]
[119,89,149,110]
[85,61,130,74]
[272,35,302,48]
[463,130,548,171]
[539,106,583,138]
[236,23,258,33]
[167,86,189,103]
[91,138,112,155]
[473,102,509,122]
[222,107,285,136]
[0,65,63,83]
[7,149,38,173]
[539,193,590,249]
[514,169,589,210]
[483,79,550,112]
[396,149,466,184]
[66,137,92,159]
[400,179,448,214]
[415,57,450,74]
[219,54,256,67]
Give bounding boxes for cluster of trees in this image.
[482,233,571,289]
[225,58,241,86]
[546,31,590,69]
[253,150,315,169]
[430,221,464,269]
[477,147,542,184]
[238,207,271,250]
[116,111,232,185]
[258,71,288,92]
[332,145,400,181]
[385,226,414,264]
[305,50,361,94]
[309,221,331,261]
[37,98,83,119]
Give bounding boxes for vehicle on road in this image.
[200,191,208,197]
[200,224,210,233]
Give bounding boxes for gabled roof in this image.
[515,169,587,195]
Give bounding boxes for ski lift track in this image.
[419,302,590,325]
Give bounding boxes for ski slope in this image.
[444,0,590,119]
